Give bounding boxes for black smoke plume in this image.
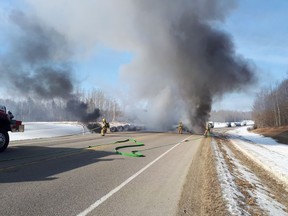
[0,10,74,99]
[66,99,100,123]
[0,11,103,123]
[119,0,256,132]
[171,15,255,131]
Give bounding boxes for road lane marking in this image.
[76,135,193,216]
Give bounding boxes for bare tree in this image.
[252,79,288,128]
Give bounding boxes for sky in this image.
[0,0,287,116]
[214,0,288,111]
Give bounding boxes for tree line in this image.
[0,88,122,122]
[210,110,252,122]
[252,78,288,128]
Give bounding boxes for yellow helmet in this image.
[102,118,106,122]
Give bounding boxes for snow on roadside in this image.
[227,126,288,189]
[9,122,86,141]
[212,139,288,216]
[211,139,245,215]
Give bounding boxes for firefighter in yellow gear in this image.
[204,122,212,137]
[101,118,110,136]
[178,121,183,134]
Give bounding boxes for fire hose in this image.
[114,139,145,157]
[87,138,145,157]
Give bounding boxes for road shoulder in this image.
[177,137,227,216]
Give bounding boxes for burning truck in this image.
[0,105,24,152]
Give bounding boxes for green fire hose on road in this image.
[114,138,145,157]
[88,138,145,157]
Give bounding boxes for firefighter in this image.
[204,122,212,137]
[178,121,183,134]
[101,118,110,136]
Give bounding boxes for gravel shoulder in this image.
[177,137,227,216]
[215,134,288,215]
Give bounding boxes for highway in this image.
[0,132,203,216]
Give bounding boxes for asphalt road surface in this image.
[0,132,203,216]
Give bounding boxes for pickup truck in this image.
[0,105,24,152]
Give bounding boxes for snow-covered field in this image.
[213,126,288,215]
[9,122,85,141]
[228,126,288,189]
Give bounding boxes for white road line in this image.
[76,135,193,216]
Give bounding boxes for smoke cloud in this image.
[0,10,104,123]
[0,10,74,99]
[66,99,100,123]
[4,0,256,131]
[119,0,256,131]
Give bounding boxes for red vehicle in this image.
[0,105,24,152]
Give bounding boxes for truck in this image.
[0,105,24,152]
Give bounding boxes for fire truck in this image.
[0,105,24,152]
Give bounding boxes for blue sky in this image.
[1,1,288,111]
[75,45,133,90]
[213,0,288,110]
[224,0,288,83]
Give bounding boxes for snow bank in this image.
[227,126,288,189]
[9,122,85,141]
[213,138,287,215]
[211,139,245,215]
